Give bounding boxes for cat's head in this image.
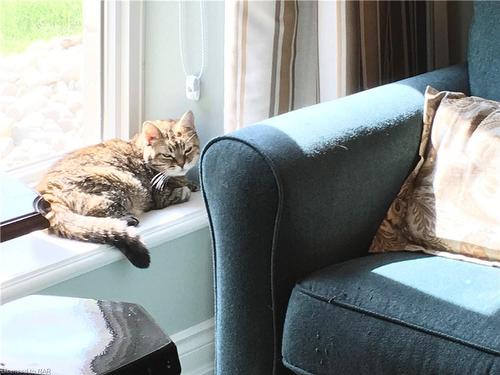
[139,110,200,176]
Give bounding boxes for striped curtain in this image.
[224,0,450,132]
[224,0,319,131]
[351,1,449,92]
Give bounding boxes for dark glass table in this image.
[0,295,181,375]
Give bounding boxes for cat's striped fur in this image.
[37,111,200,268]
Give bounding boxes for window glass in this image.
[0,0,100,171]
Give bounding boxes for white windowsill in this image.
[0,192,208,304]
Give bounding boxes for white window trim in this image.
[104,0,145,140]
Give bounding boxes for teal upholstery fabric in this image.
[468,1,500,100]
[282,252,500,375]
[201,65,469,375]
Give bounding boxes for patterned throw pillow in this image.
[370,86,500,267]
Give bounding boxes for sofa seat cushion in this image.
[282,252,500,375]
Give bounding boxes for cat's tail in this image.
[45,204,150,268]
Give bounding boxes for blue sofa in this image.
[201,2,500,374]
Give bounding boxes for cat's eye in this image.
[159,153,173,160]
[185,147,193,153]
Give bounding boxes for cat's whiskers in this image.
[151,172,163,187]
[154,175,163,189]
[152,172,165,190]
[151,171,170,191]
[154,176,164,190]
[158,174,168,191]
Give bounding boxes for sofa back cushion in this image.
[468,1,500,101]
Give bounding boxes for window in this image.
[0,0,143,186]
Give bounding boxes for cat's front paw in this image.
[187,181,199,192]
[180,186,191,202]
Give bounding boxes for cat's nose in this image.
[177,159,185,168]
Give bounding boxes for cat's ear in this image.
[178,110,195,129]
[142,121,163,145]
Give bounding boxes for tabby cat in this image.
[37,110,200,268]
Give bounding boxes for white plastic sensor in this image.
[179,1,206,101]
[186,75,201,101]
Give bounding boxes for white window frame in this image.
[5,0,144,187]
[103,0,144,141]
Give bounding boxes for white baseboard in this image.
[171,318,215,375]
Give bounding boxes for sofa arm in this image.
[200,64,469,375]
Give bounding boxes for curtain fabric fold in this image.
[224,0,318,131]
[353,1,449,92]
[224,0,450,132]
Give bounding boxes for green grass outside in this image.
[0,0,82,55]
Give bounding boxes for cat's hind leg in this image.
[78,193,141,226]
